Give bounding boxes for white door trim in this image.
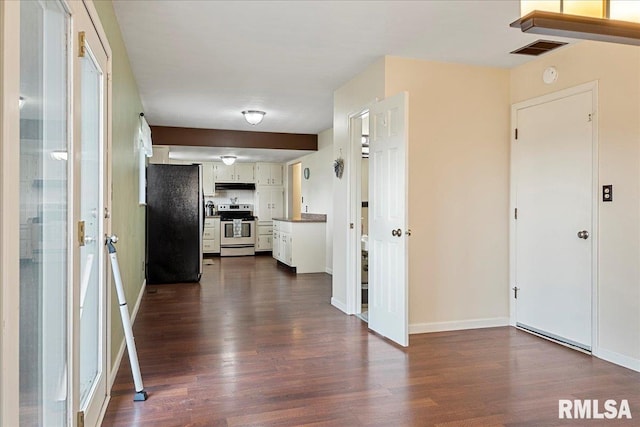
[0,1,22,425]
[509,81,599,354]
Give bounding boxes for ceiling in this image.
[113,0,577,161]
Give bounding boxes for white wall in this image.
[332,59,386,311]
[511,41,640,371]
[296,128,334,272]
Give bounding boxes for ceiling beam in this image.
[150,126,318,151]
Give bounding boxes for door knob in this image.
[577,230,589,240]
[391,228,402,237]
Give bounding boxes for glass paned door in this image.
[73,3,110,422]
[19,0,70,425]
[78,41,105,406]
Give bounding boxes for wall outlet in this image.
[603,185,613,202]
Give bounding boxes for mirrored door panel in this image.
[19,0,70,425]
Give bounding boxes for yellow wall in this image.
[384,57,511,329]
[93,1,146,371]
[511,41,640,368]
[332,56,511,326]
[332,59,385,309]
[292,162,302,219]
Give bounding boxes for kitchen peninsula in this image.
[272,214,327,273]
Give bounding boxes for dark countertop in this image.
[273,213,327,223]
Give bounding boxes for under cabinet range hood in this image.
[215,182,256,191]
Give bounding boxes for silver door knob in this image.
[391,228,402,237]
[577,230,589,240]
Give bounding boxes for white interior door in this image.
[368,92,409,347]
[74,2,109,424]
[514,88,594,351]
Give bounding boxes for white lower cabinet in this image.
[203,217,220,254]
[273,230,280,259]
[272,220,326,273]
[256,222,273,252]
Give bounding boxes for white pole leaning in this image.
[105,235,148,401]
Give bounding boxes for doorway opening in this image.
[346,111,369,322]
[291,162,302,219]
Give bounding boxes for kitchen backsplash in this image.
[206,189,255,211]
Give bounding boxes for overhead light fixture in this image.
[242,110,266,125]
[221,155,237,166]
[19,96,25,109]
[511,1,640,46]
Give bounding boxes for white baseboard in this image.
[594,347,640,372]
[325,267,333,275]
[109,279,147,389]
[331,297,347,314]
[409,317,509,335]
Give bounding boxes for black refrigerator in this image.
[146,163,203,284]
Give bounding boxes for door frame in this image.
[0,1,22,425]
[0,0,113,424]
[509,81,599,353]
[71,0,113,423]
[70,1,113,424]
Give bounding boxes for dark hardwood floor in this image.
[103,256,640,426]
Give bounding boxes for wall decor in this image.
[333,157,344,179]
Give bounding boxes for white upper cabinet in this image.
[235,163,255,182]
[214,163,234,182]
[255,187,284,222]
[202,162,214,196]
[255,162,283,186]
[214,162,255,182]
[168,159,193,165]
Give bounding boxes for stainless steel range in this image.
[217,204,256,256]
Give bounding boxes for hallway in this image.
[103,256,640,426]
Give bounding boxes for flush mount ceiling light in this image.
[221,155,237,166]
[511,0,640,46]
[242,110,266,125]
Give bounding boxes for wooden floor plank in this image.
[102,256,640,426]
